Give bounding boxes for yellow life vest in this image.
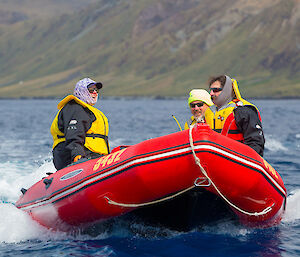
[205,99,258,140]
[50,95,109,155]
[184,116,196,130]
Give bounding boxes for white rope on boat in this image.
[104,184,196,208]
[188,124,274,216]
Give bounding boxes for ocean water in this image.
[0,98,299,257]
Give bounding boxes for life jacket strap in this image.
[57,133,110,153]
[86,133,110,154]
[57,134,108,140]
[86,133,108,140]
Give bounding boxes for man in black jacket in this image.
[50,78,109,170]
[204,75,265,156]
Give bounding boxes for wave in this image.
[0,203,44,243]
[282,189,300,223]
[0,161,57,243]
[265,136,288,152]
[0,161,55,202]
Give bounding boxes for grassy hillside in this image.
[0,0,299,98]
[0,0,100,21]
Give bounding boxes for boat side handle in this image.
[194,177,211,187]
[43,178,53,189]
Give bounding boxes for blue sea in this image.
[0,98,299,257]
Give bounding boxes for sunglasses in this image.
[88,86,99,94]
[210,87,223,93]
[190,102,204,108]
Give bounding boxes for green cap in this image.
[188,89,213,106]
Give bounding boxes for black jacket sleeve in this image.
[234,106,265,156]
[58,100,96,160]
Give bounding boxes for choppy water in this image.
[0,98,299,256]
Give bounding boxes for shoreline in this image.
[0,96,300,100]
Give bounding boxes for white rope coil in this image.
[188,124,274,217]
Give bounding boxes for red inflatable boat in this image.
[15,123,287,231]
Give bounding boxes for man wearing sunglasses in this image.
[50,78,110,170]
[184,89,213,130]
[204,75,265,156]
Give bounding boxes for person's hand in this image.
[73,155,82,162]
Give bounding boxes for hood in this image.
[214,75,233,107]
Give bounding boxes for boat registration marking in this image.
[93,148,126,171]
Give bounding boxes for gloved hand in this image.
[73,155,82,162]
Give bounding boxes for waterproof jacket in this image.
[50,95,109,166]
[205,99,265,156]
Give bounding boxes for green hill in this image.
[0,0,299,98]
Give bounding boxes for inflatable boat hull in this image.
[16,124,286,231]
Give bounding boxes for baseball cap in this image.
[76,78,103,90]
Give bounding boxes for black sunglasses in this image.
[210,87,223,93]
[190,102,204,108]
[88,86,99,93]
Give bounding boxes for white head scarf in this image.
[73,78,102,105]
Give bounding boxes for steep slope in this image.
[0,0,299,98]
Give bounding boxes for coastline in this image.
[1,96,300,100]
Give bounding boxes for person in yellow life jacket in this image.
[205,75,265,156]
[50,77,109,170]
[184,89,213,130]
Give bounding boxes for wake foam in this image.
[0,161,59,243]
[265,137,288,152]
[0,161,55,202]
[0,202,76,243]
[283,189,300,223]
[0,203,44,243]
